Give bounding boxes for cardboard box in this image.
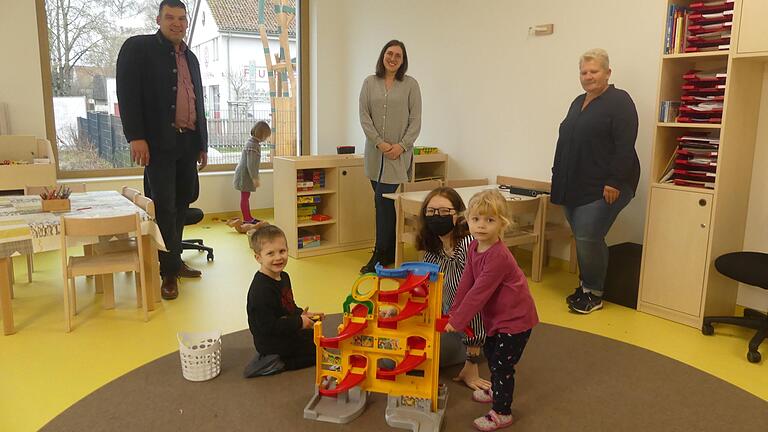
[0,135,56,191]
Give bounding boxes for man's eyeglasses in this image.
[425,207,456,217]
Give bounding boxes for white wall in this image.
[739,65,768,312]
[310,0,768,310]
[0,0,46,137]
[310,0,663,245]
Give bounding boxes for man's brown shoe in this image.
[161,276,179,300]
[178,262,202,278]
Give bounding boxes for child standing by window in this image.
[231,120,271,231]
[246,224,324,372]
[446,189,538,431]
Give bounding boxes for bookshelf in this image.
[273,155,375,258]
[638,0,767,328]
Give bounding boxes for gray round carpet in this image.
[42,316,768,431]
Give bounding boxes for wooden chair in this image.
[133,194,156,218]
[444,178,489,188]
[93,194,157,304]
[496,175,576,276]
[401,179,442,193]
[15,183,88,285]
[501,197,545,281]
[121,186,142,202]
[60,213,149,332]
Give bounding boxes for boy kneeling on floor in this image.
[244,224,324,377]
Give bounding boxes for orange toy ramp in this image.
[319,304,369,349]
[378,273,430,302]
[376,352,426,378]
[319,370,366,396]
[319,355,368,396]
[378,299,428,329]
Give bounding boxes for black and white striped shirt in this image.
[424,235,486,347]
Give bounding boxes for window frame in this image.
[36,0,309,179]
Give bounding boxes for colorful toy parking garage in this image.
[304,262,468,431]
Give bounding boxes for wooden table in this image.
[0,191,165,335]
[384,184,546,281]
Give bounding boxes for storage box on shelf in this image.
[273,155,375,258]
[639,0,767,328]
[0,136,56,192]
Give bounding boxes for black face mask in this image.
[425,215,454,236]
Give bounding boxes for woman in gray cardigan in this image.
[359,39,422,274]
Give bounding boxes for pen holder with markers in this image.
[41,198,71,212]
[38,186,72,212]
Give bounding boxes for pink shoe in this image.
[472,388,493,403]
[473,410,514,431]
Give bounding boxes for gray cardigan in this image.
[233,137,261,192]
[359,74,422,184]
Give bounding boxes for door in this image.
[737,0,768,54]
[338,165,375,244]
[640,187,713,316]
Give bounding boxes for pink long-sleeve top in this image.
[448,239,539,336]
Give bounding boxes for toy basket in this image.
[178,331,222,382]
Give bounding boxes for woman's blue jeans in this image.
[563,191,632,295]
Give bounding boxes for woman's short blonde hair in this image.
[466,189,511,236]
[579,48,610,71]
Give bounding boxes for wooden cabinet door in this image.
[338,165,375,244]
[738,0,768,54]
[640,187,713,316]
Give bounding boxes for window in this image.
[42,0,301,175]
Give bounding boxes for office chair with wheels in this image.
[142,172,213,261]
[702,251,768,363]
[183,208,214,261]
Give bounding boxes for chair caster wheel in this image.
[747,350,761,363]
[207,252,214,261]
[701,323,714,335]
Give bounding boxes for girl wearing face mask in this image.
[415,187,490,392]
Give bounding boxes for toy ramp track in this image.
[318,370,366,396]
[319,355,368,397]
[379,299,428,325]
[378,273,430,302]
[376,352,426,378]
[319,304,369,349]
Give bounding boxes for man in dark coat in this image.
[117,0,208,300]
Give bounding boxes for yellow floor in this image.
[1,210,766,431]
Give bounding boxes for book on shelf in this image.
[659,101,682,122]
[661,132,720,185]
[297,195,321,204]
[676,116,722,123]
[684,44,730,52]
[688,0,734,14]
[687,22,731,34]
[677,134,720,146]
[689,10,733,25]
[673,178,716,189]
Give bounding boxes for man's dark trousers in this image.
[145,131,199,278]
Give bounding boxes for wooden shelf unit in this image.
[638,0,768,328]
[273,155,375,258]
[411,153,448,183]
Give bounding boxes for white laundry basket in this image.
[178,331,222,381]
